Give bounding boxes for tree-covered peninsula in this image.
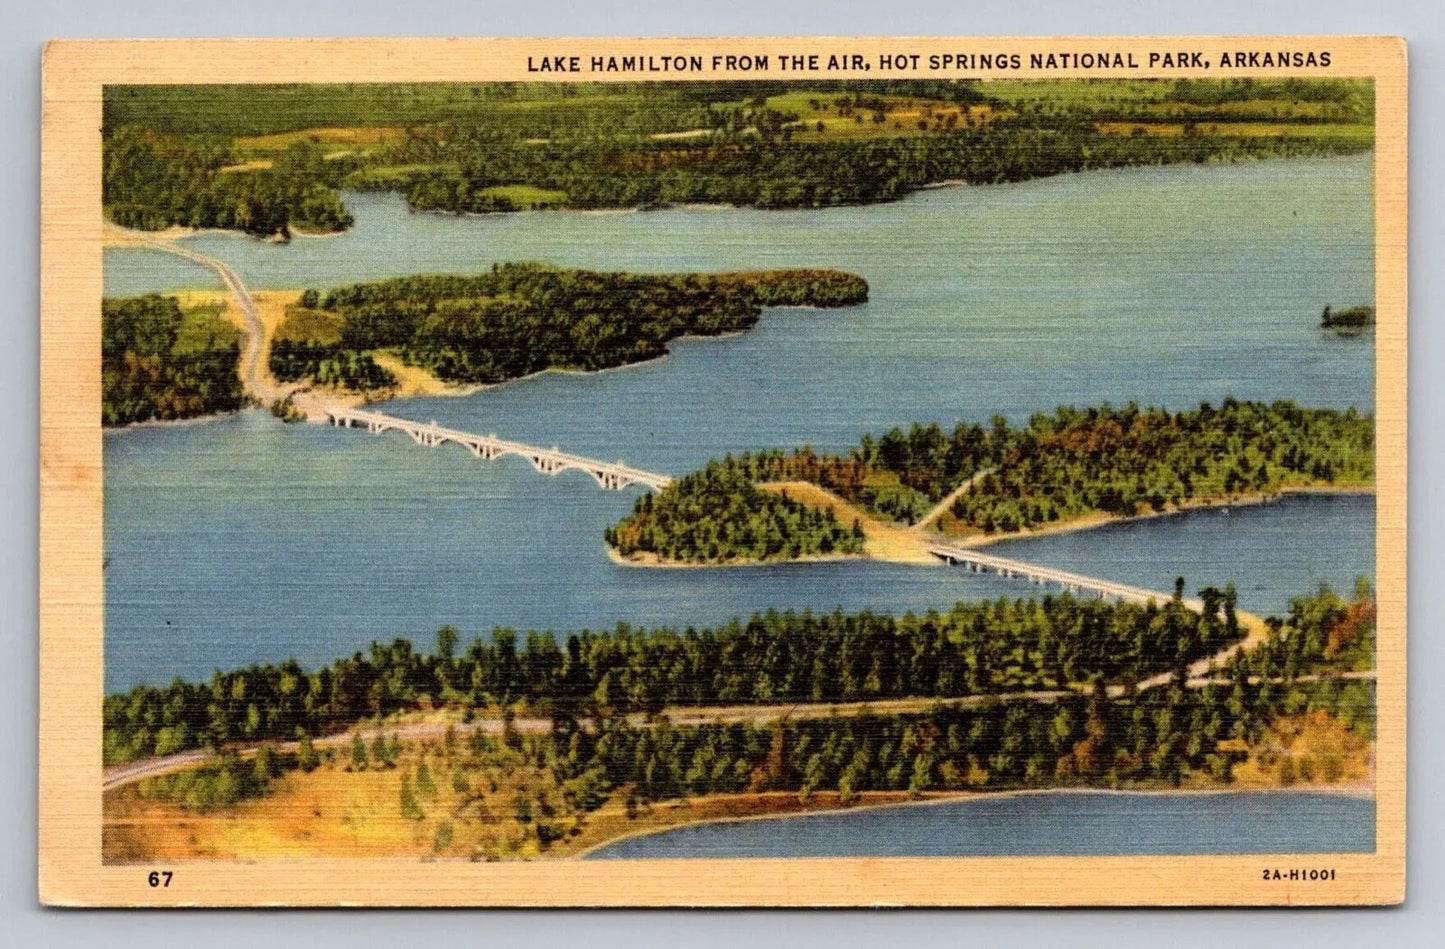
[611,400,1374,562]
[104,586,1246,765]
[102,294,248,426]
[103,78,1374,238]
[104,585,1374,862]
[274,264,867,388]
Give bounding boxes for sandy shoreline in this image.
[612,482,1376,570]
[571,781,1377,858]
[953,483,1377,551]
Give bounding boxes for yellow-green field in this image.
[172,301,240,354]
[234,125,413,152]
[480,183,569,207]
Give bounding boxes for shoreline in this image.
[571,782,1377,859]
[607,546,866,570]
[952,483,1377,551]
[613,482,1376,569]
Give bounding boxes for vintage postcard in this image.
[39,35,1406,906]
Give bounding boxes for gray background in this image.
[2,0,1439,943]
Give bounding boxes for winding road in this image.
[104,223,285,404]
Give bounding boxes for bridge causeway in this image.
[928,543,1204,611]
[325,407,672,492]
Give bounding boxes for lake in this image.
[103,155,1375,690]
[585,790,1376,859]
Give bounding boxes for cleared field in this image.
[480,183,569,207]
[274,304,345,345]
[171,298,240,354]
[748,91,1005,142]
[235,125,413,152]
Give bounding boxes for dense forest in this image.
[102,79,1373,236]
[571,674,1373,801]
[268,340,397,392]
[102,294,247,426]
[104,127,352,237]
[113,586,1373,819]
[103,586,1253,764]
[605,464,865,563]
[275,264,866,387]
[1231,579,1377,679]
[631,401,1374,552]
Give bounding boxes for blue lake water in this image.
[585,791,1376,859]
[103,155,1376,691]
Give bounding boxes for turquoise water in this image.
[103,155,1376,691]
[584,791,1376,858]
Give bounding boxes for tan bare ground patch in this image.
[757,481,936,564]
[217,159,275,173]
[235,126,410,151]
[1224,711,1374,790]
[369,351,479,398]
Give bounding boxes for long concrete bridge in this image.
[326,406,673,492]
[928,543,1204,611]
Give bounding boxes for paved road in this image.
[915,467,996,530]
[104,223,283,404]
[106,669,1375,792]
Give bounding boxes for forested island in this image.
[103,584,1374,860]
[1322,305,1376,332]
[103,78,1374,238]
[102,294,247,426]
[609,400,1374,562]
[272,264,867,388]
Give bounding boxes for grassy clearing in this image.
[171,300,240,354]
[234,125,413,152]
[275,305,345,345]
[479,183,569,207]
[748,91,1004,142]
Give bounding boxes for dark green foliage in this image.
[554,676,1373,801]
[134,750,292,810]
[606,463,864,562]
[416,759,437,795]
[104,127,351,237]
[310,264,865,385]
[102,294,246,426]
[1321,305,1375,330]
[948,401,1373,532]
[399,775,424,820]
[697,400,1373,531]
[1232,580,1376,680]
[269,340,397,390]
[102,80,1371,236]
[104,589,1249,763]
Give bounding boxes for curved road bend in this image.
[104,223,283,405]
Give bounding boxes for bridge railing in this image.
[327,407,672,491]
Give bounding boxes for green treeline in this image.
[402,122,1369,214]
[606,464,865,562]
[102,79,1372,236]
[670,400,1372,535]
[132,745,305,810]
[1321,305,1375,330]
[568,676,1373,800]
[102,294,247,426]
[290,264,866,386]
[103,588,1248,765]
[104,127,352,237]
[1233,580,1377,679]
[268,340,397,391]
